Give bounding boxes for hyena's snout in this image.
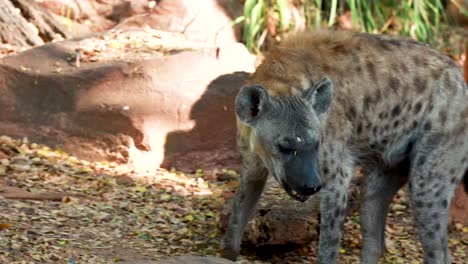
[283,178,321,202]
[285,172,322,196]
[283,150,322,201]
[301,184,322,195]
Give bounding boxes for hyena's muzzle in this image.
[281,149,322,202]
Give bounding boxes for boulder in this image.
[0,29,254,174]
[219,173,467,253]
[219,178,321,248]
[36,0,243,42]
[450,184,468,225]
[218,175,361,252]
[107,0,150,23]
[37,0,116,32]
[115,0,243,46]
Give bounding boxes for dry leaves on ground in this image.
[0,135,230,263]
[0,135,467,263]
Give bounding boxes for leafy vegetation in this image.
[237,0,467,53]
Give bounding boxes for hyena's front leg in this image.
[408,133,467,264]
[317,148,354,264]
[360,169,407,264]
[222,153,268,261]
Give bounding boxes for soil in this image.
[0,135,467,263]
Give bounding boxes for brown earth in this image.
[0,1,466,262]
[0,136,467,263]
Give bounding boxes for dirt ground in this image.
[0,135,467,263]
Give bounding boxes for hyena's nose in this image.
[300,184,321,196]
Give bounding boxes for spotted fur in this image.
[223,29,468,264]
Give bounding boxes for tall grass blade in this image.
[328,0,338,27]
[277,0,290,30]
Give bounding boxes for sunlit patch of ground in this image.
[0,135,466,263]
[0,136,228,263]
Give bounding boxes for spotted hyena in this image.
[222,29,468,264]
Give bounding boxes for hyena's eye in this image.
[278,145,296,155]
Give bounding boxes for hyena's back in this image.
[226,29,467,263]
[248,30,467,167]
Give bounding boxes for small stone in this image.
[115,175,135,185]
[10,163,30,172]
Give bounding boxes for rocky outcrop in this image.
[218,176,362,252]
[0,29,254,174]
[450,185,468,225]
[36,0,244,43]
[115,0,243,46]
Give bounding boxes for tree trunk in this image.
[0,0,71,47]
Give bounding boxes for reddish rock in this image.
[220,178,321,248]
[115,174,135,185]
[36,0,146,32]
[219,176,361,250]
[107,0,150,22]
[0,29,254,174]
[0,186,101,202]
[37,0,242,42]
[37,0,82,20]
[219,177,466,251]
[450,184,468,225]
[115,0,243,45]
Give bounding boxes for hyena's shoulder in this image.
[247,29,458,100]
[242,29,465,148]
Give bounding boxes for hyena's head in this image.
[236,77,333,202]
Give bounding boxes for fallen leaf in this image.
[110,42,120,49]
[0,165,7,175]
[0,223,12,229]
[184,215,194,222]
[134,186,147,193]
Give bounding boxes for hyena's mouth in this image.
[282,184,311,202]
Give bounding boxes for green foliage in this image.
[242,0,265,52]
[237,0,466,53]
[60,5,73,31]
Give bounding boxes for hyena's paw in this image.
[221,246,240,261]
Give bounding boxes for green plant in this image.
[238,0,465,53]
[243,0,265,52]
[60,5,73,31]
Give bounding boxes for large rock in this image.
[0,29,254,174]
[219,177,362,249]
[450,185,468,225]
[219,174,467,253]
[115,0,243,46]
[220,178,321,248]
[37,0,117,32]
[37,0,243,43]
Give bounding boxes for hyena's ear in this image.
[303,76,333,115]
[235,85,271,126]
